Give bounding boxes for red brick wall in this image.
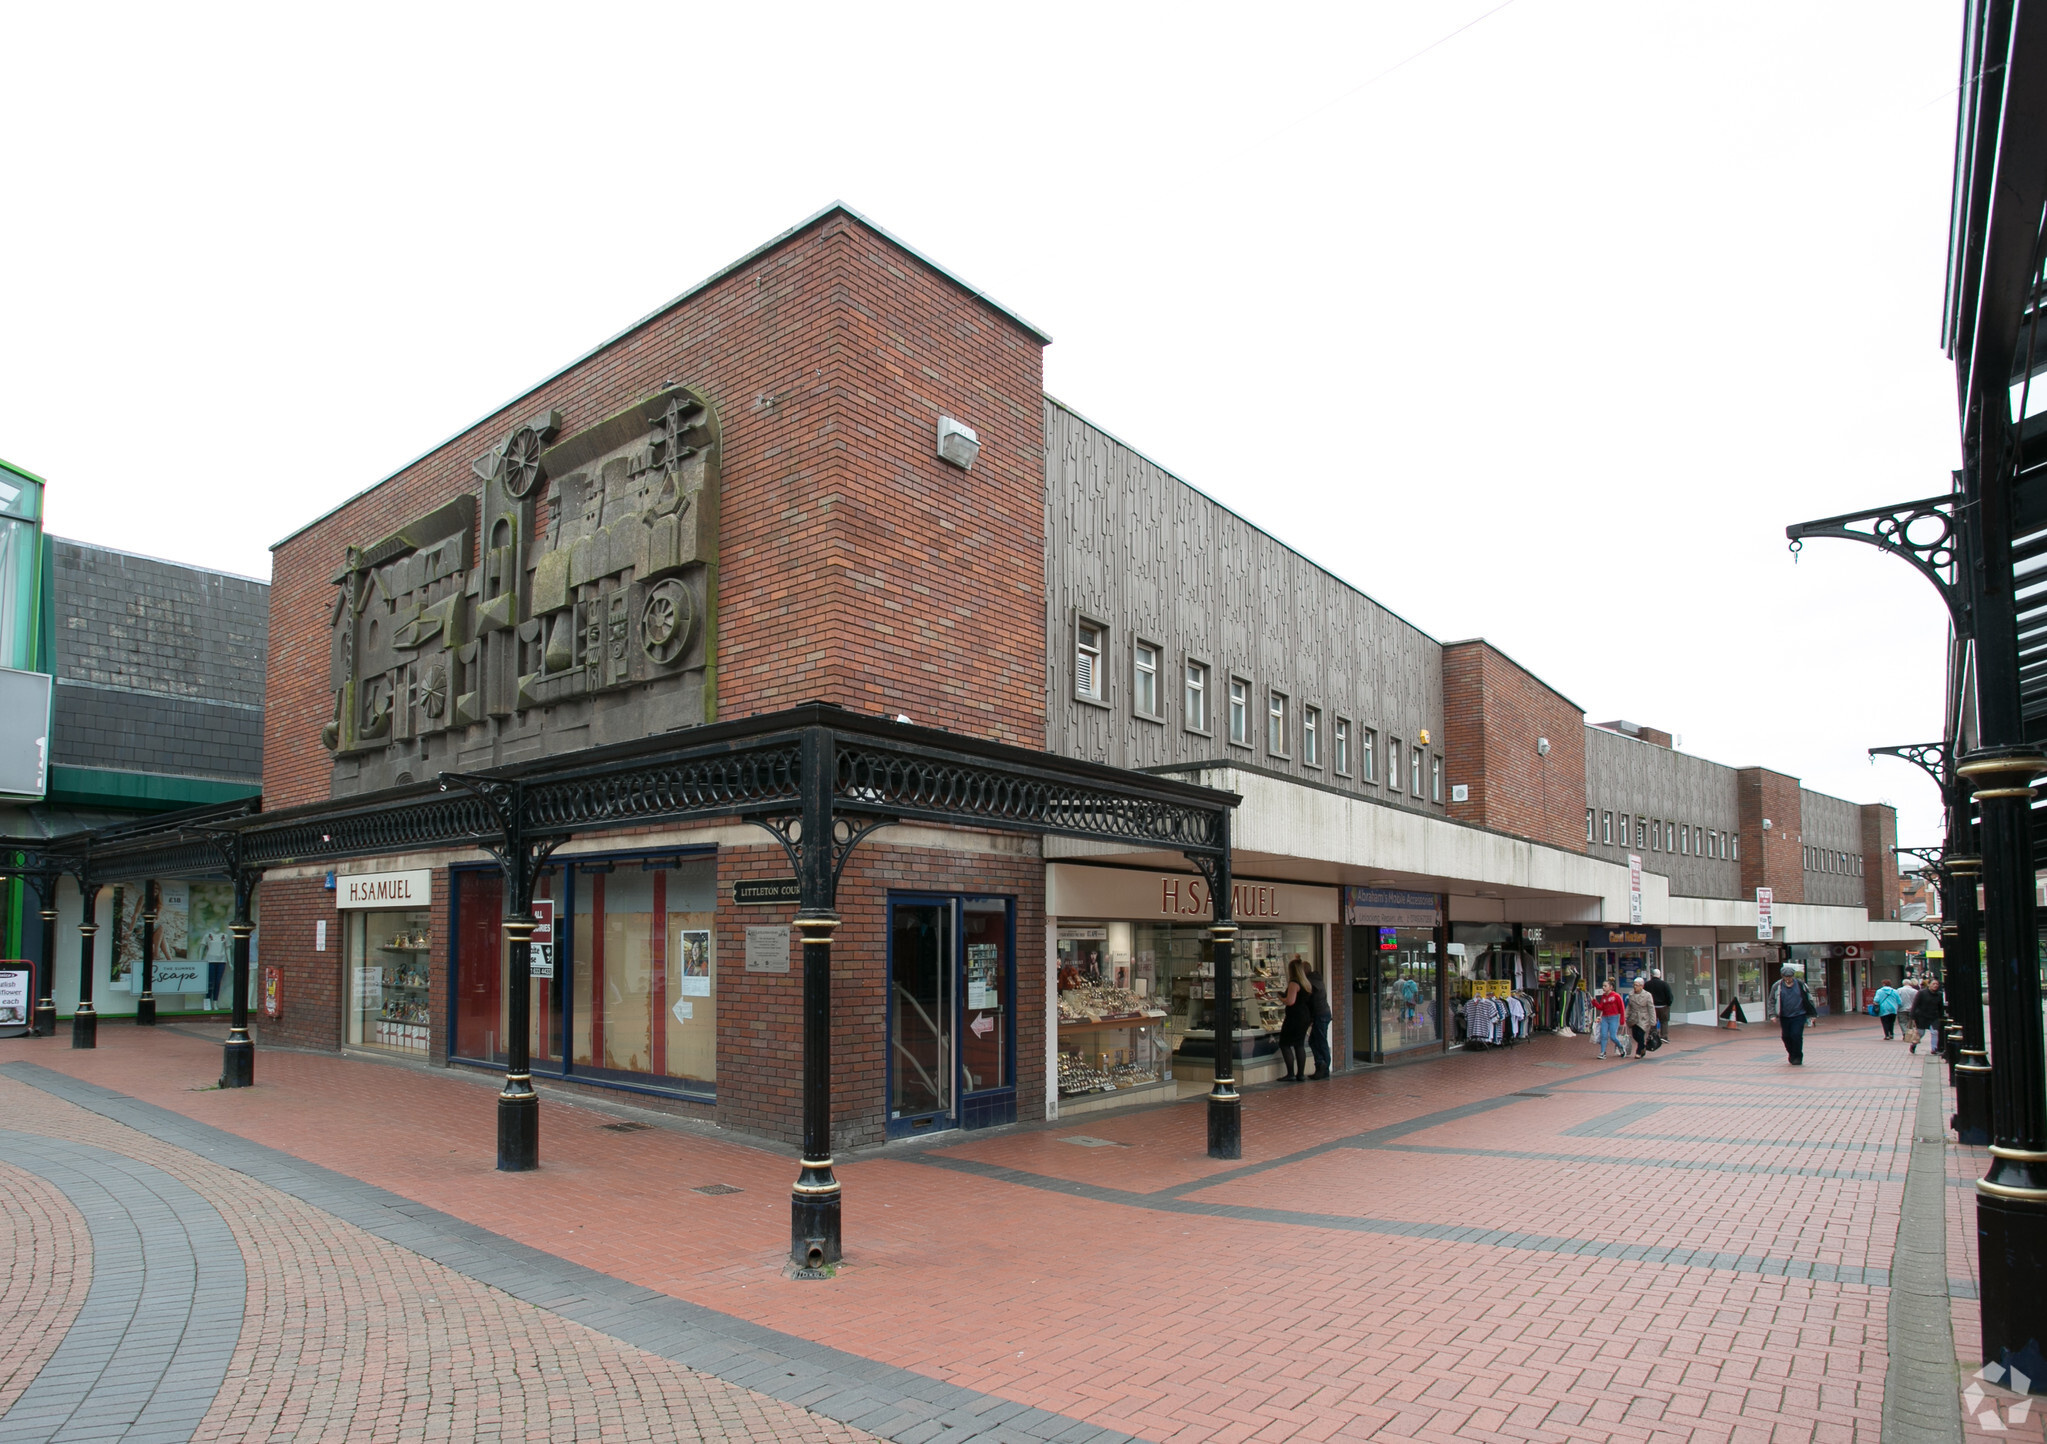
[1860,803,1899,922]
[264,209,1048,810]
[253,875,342,1052]
[1736,768,1805,904]
[1441,641,1587,851]
[716,836,1046,1148]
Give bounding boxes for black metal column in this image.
[136,879,158,1027]
[1206,813,1238,1160]
[498,912,538,1171]
[72,880,99,1049]
[1949,850,1992,1143]
[30,876,57,1037]
[789,726,841,1271]
[220,872,255,1087]
[1961,747,2047,1381]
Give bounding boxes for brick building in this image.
[42,205,1922,1145]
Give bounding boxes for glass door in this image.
[889,899,954,1135]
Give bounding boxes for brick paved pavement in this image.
[0,1012,1992,1442]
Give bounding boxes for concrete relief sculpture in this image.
[323,384,719,791]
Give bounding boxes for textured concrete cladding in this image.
[1583,725,1741,900]
[51,682,262,779]
[1802,788,1867,909]
[52,539,268,707]
[1043,400,1445,814]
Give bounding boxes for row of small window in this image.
[1805,847,1864,876]
[1589,810,1738,861]
[1075,621,1442,800]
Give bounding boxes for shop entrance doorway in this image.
[887,895,1016,1138]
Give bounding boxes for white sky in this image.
[0,1,1964,849]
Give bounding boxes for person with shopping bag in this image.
[1592,982,1627,1059]
[1871,982,1901,1040]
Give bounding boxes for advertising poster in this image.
[678,930,712,996]
[0,964,30,1034]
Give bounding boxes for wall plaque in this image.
[744,925,791,973]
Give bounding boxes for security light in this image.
[937,416,979,470]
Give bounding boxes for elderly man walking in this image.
[1776,965,1817,1066]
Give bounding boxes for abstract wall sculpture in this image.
[323,384,720,793]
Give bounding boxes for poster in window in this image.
[678,930,712,996]
[966,942,998,1010]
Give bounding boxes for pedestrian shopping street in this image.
[0,1017,2008,1444]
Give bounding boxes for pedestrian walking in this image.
[1644,969,1674,1038]
[1305,961,1333,1079]
[1909,978,1944,1054]
[1625,979,1659,1059]
[1276,958,1315,1082]
[1593,982,1627,1058]
[1777,965,1817,1065]
[1872,982,1901,1040]
[1898,977,1919,1025]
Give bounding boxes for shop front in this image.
[1045,864,1336,1107]
[1587,925,1660,993]
[1343,887,1444,1063]
[1716,941,1774,1023]
[887,893,1017,1137]
[339,868,435,1056]
[1659,927,1718,1026]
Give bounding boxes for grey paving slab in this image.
[1879,1060,1963,1444]
[0,1062,1151,1444]
[0,1129,243,1444]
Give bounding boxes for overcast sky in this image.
[1,2,1964,848]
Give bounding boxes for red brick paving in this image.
[0,1015,1957,1441]
[0,1159,89,1419]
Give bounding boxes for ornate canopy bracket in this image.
[1870,741,1959,803]
[438,771,563,915]
[1787,494,1975,636]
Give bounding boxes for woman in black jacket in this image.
[1909,979,1944,1054]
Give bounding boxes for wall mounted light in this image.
[1537,737,1550,756]
[937,416,980,470]
[1763,818,1774,830]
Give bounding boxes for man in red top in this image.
[1592,983,1627,1059]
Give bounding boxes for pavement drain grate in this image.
[601,1121,653,1133]
[692,1183,743,1195]
[1061,1135,1127,1148]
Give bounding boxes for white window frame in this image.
[1228,676,1250,747]
[1410,746,1423,797]
[1390,739,1404,797]
[1680,825,1690,856]
[1267,689,1290,758]
[1362,728,1378,783]
[1184,659,1210,735]
[1333,717,1351,776]
[1602,811,1613,845]
[1587,808,1595,842]
[1301,705,1321,768]
[1431,753,1442,803]
[1731,835,1739,861]
[1132,639,1162,721]
[1075,618,1106,704]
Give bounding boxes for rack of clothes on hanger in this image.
[1456,989,1537,1048]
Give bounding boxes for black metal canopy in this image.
[4,703,1236,883]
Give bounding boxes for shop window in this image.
[1362,728,1377,782]
[1075,620,1105,702]
[1333,717,1351,776]
[1302,706,1321,767]
[1602,811,1612,845]
[1431,754,1442,802]
[571,858,717,1086]
[1184,660,1210,733]
[1134,640,1161,720]
[1228,677,1250,745]
[1267,690,1289,757]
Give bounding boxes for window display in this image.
[571,858,717,1085]
[348,908,432,1054]
[1055,926,1170,1100]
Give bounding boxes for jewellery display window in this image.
[1055,925,1170,1099]
[347,908,433,1055]
[1109,920,1320,1065]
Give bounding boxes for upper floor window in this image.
[1619,814,1631,847]
[1076,621,1104,702]
[1652,820,1662,850]
[1587,808,1595,842]
[1731,835,1739,861]
[1602,811,1613,845]
[1133,641,1160,719]
[1334,718,1351,776]
[1362,728,1377,782]
[1636,818,1647,848]
[1268,690,1290,757]
[1410,746,1423,797]
[1302,706,1321,767]
[1680,825,1690,855]
[1431,754,1442,803]
[1228,678,1249,746]
[1185,661,1209,733]
[1389,739,1404,795]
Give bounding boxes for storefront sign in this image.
[1342,887,1442,928]
[337,869,432,909]
[0,963,30,1035]
[1628,854,1643,925]
[744,925,790,973]
[1588,926,1660,949]
[154,958,204,993]
[734,878,800,906]
[1756,887,1774,940]
[1046,864,1337,925]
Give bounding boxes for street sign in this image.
[1756,887,1774,940]
[1628,854,1643,925]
